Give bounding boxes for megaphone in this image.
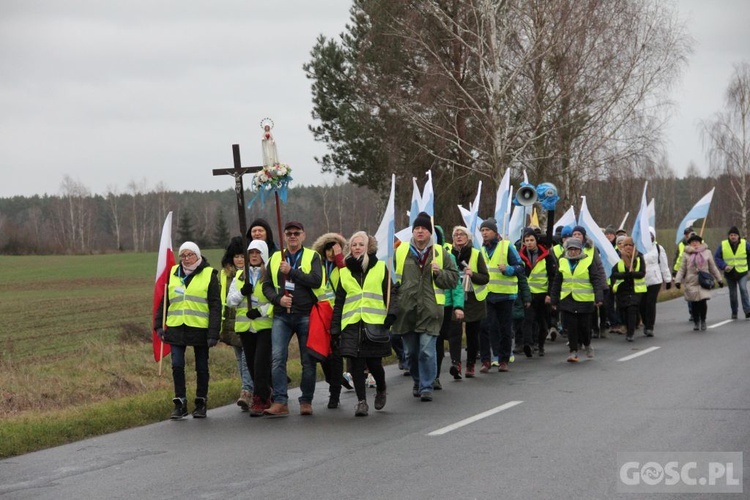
[515,184,538,206]
[536,182,559,211]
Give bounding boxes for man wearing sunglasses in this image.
[262,221,325,417]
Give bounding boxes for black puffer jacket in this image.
[155,257,222,347]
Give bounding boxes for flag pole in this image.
[159,283,167,376]
[274,190,291,313]
[699,215,708,238]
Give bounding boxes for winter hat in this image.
[247,239,269,265]
[284,220,304,231]
[572,225,587,238]
[728,226,740,236]
[480,218,498,234]
[604,225,616,235]
[522,227,538,241]
[561,225,574,238]
[221,236,245,267]
[687,233,703,244]
[683,226,694,235]
[616,228,628,236]
[179,241,201,260]
[412,211,433,233]
[564,237,583,249]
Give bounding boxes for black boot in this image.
[192,397,207,418]
[170,397,188,420]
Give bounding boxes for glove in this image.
[383,314,397,329]
[247,308,262,320]
[207,337,219,348]
[156,327,165,339]
[718,281,724,288]
[241,282,253,296]
[665,282,672,290]
[675,282,681,289]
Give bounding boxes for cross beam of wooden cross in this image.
[213,144,262,278]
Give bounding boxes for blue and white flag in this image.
[494,169,511,236]
[407,177,421,227]
[675,187,715,244]
[553,206,576,233]
[459,205,483,248]
[420,170,435,216]
[375,174,396,283]
[467,181,483,247]
[578,196,620,278]
[647,198,655,229]
[508,204,525,244]
[631,182,653,256]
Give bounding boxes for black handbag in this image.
[364,323,390,343]
[698,270,715,290]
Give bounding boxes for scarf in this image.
[182,258,201,275]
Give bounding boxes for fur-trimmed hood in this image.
[312,232,347,256]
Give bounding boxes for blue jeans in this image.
[171,344,209,400]
[726,273,750,315]
[402,332,437,394]
[233,345,253,392]
[270,313,316,405]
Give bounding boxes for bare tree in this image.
[127,179,148,252]
[59,176,94,253]
[106,184,123,250]
[701,62,750,234]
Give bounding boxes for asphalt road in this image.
[2,291,749,499]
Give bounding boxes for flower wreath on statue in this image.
[248,163,293,208]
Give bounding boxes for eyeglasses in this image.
[285,231,302,237]
[623,243,634,247]
[179,252,196,260]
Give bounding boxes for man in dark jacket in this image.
[714,226,750,319]
[518,228,558,356]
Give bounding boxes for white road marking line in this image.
[427,401,523,436]
[617,346,660,362]
[709,319,733,329]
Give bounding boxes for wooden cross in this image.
[213,144,262,277]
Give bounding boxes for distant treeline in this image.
[0,175,742,256]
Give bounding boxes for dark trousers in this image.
[437,307,462,376]
[171,344,210,400]
[620,304,640,337]
[639,284,661,330]
[605,288,620,326]
[692,299,708,321]
[320,342,343,399]
[240,329,272,401]
[459,320,480,367]
[349,357,385,401]
[391,333,406,369]
[561,311,591,352]
[522,295,550,348]
[480,300,514,363]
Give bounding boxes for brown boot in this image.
[236,390,252,412]
[299,402,313,416]
[263,402,289,417]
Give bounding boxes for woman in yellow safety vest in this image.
[331,231,396,417]
[154,241,221,420]
[610,236,647,343]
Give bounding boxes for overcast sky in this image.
[1,0,749,198]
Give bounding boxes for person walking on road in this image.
[639,228,672,337]
[155,241,221,420]
[714,226,750,320]
[610,236,646,342]
[675,233,724,331]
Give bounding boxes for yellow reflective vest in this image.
[559,253,595,302]
[339,261,387,329]
[166,265,212,328]
[528,257,549,294]
[394,243,446,305]
[269,248,327,302]
[481,240,518,294]
[673,241,686,274]
[722,239,748,273]
[233,268,273,333]
[612,259,647,293]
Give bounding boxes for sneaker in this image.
[538,347,545,357]
[731,314,737,320]
[599,330,608,339]
[263,402,289,417]
[433,378,442,390]
[449,362,462,380]
[366,373,376,388]
[374,390,386,410]
[509,353,515,363]
[644,329,654,337]
[626,334,634,342]
[693,322,700,331]
[327,396,339,409]
[549,327,558,341]
[585,345,594,358]
[403,370,411,377]
[592,329,600,339]
[465,364,475,378]
[700,320,707,331]
[491,357,500,367]
[192,398,207,419]
[170,397,188,420]
[420,391,433,402]
[567,352,579,363]
[523,344,532,357]
[745,312,750,319]
[355,400,369,417]
[479,361,491,373]
[412,384,420,398]
[249,395,267,417]
[512,345,523,355]
[237,390,252,412]
[342,372,354,390]
[498,362,509,372]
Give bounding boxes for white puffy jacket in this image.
[643,242,672,286]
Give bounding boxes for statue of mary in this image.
[261,120,279,167]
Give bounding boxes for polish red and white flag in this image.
[152,211,175,362]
